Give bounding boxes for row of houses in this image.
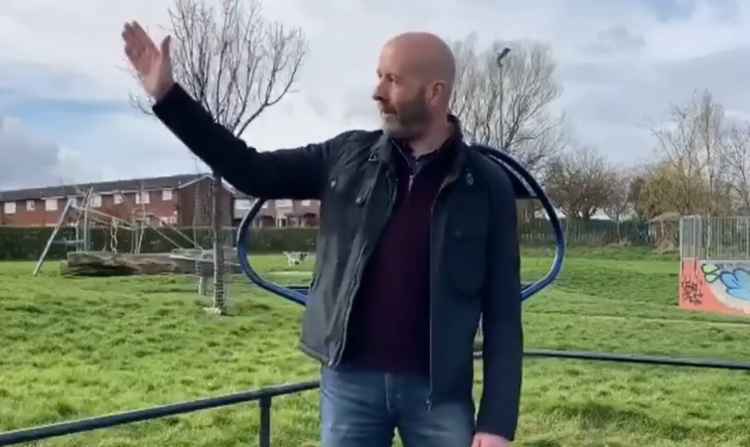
[0,173,321,229]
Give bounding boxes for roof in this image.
[0,173,215,202]
[649,211,681,222]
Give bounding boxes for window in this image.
[135,192,150,205]
[160,215,178,225]
[92,195,102,208]
[162,189,173,201]
[301,200,312,206]
[114,194,123,205]
[276,199,293,208]
[4,202,16,214]
[45,199,58,211]
[26,200,36,211]
[235,199,252,209]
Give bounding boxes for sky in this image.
[1,0,749,191]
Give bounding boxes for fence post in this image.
[259,396,272,447]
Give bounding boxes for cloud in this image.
[587,26,646,55]
[0,0,748,188]
[58,111,206,182]
[0,116,90,190]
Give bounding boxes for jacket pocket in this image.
[443,203,489,297]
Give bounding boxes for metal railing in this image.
[0,381,318,447]
[681,215,750,261]
[3,349,750,446]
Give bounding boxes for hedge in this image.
[0,227,319,261]
[0,219,652,261]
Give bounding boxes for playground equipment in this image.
[31,187,237,301]
[33,187,200,274]
[679,215,750,316]
[236,145,566,305]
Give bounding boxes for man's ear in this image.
[428,81,446,105]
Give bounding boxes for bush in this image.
[0,226,319,260]
[0,227,77,261]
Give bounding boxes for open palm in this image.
[121,21,174,101]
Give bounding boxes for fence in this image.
[519,219,651,246]
[680,215,750,261]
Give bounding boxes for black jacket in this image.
[153,83,523,440]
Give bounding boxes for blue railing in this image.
[236,145,567,306]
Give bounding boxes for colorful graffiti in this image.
[680,259,750,316]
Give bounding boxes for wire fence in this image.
[680,215,750,261]
[519,219,651,246]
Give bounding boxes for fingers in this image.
[132,21,158,53]
[122,21,161,76]
[122,21,156,58]
[122,22,143,64]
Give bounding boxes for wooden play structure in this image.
[31,188,237,300]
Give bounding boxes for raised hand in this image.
[121,21,174,102]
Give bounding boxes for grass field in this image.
[2,247,750,446]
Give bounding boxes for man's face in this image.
[372,46,432,139]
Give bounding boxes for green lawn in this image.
[1,248,750,446]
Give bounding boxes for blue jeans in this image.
[319,365,476,447]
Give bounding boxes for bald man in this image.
[124,24,522,447]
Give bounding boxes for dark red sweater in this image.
[341,135,458,376]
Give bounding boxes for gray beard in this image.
[380,109,429,140]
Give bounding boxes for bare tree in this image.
[131,0,306,314]
[544,145,613,222]
[724,122,750,212]
[649,89,731,216]
[449,33,565,176]
[695,90,728,213]
[603,168,632,240]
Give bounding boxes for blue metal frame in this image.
[236,147,565,304]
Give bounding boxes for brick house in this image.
[0,174,234,228]
[233,194,320,228]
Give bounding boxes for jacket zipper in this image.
[332,162,398,366]
[426,163,463,411]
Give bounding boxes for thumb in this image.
[471,435,481,447]
[160,35,171,61]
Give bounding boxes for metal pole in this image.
[0,382,318,446]
[259,397,271,447]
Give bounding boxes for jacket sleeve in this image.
[475,167,523,441]
[152,83,346,200]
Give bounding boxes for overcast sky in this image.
[1,0,748,190]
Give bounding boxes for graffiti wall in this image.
[680,258,750,316]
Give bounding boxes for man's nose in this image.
[372,80,387,102]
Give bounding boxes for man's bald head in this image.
[382,32,456,97]
[373,32,457,140]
